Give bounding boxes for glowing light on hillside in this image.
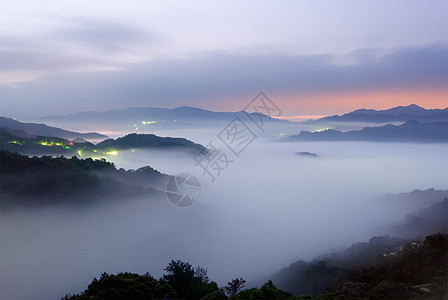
[39,141,53,146]
[8,140,23,145]
[142,121,157,125]
[105,151,118,156]
[313,128,331,133]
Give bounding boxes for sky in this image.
[0,0,447,119]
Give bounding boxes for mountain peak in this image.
[407,104,422,108]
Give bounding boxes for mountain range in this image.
[0,117,108,141]
[286,120,448,143]
[305,104,447,124]
[35,106,290,126]
[5,104,447,144]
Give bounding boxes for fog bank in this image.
[1,139,447,299]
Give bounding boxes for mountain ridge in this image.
[286,120,448,143]
[305,104,448,124]
[0,150,170,207]
[33,105,291,125]
[0,117,108,141]
[1,129,206,156]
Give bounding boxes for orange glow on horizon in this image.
[273,115,330,122]
[278,87,447,116]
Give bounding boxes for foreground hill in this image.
[285,121,448,143]
[62,232,447,300]
[0,129,206,157]
[270,196,448,298]
[96,133,206,153]
[382,198,448,239]
[306,104,448,125]
[0,150,170,207]
[271,233,447,299]
[64,260,293,300]
[0,117,108,141]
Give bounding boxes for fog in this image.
[1,132,447,299]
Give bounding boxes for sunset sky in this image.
[0,0,446,119]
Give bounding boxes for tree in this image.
[162,260,196,295]
[195,266,209,283]
[233,281,293,299]
[224,277,246,297]
[64,272,174,300]
[161,260,218,299]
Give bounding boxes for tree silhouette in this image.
[195,266,210,283]
[224,277,246,297]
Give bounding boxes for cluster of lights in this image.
[39,141,53,146]
[38,140,72,148]
[76,149,118,157]
[40,139,73,148]
[141,120,157,125]
[133,120,159,131]
[8,138,120,158]
[313,128,331,133]
[8,139,72,148]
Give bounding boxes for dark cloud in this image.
[50,18,156,52]
[0,49,112,72]
[0,18,156,74]
[1,44,446,117]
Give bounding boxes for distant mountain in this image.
[295,151,318,157]
[36,106,291,127]
[306,104,448,124]
[285,121,448,143]
[0,117,108,141]
[96,133,206,153]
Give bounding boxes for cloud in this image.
[1,44,447,116]
[0,18,156,86]
[50,18,154,52]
